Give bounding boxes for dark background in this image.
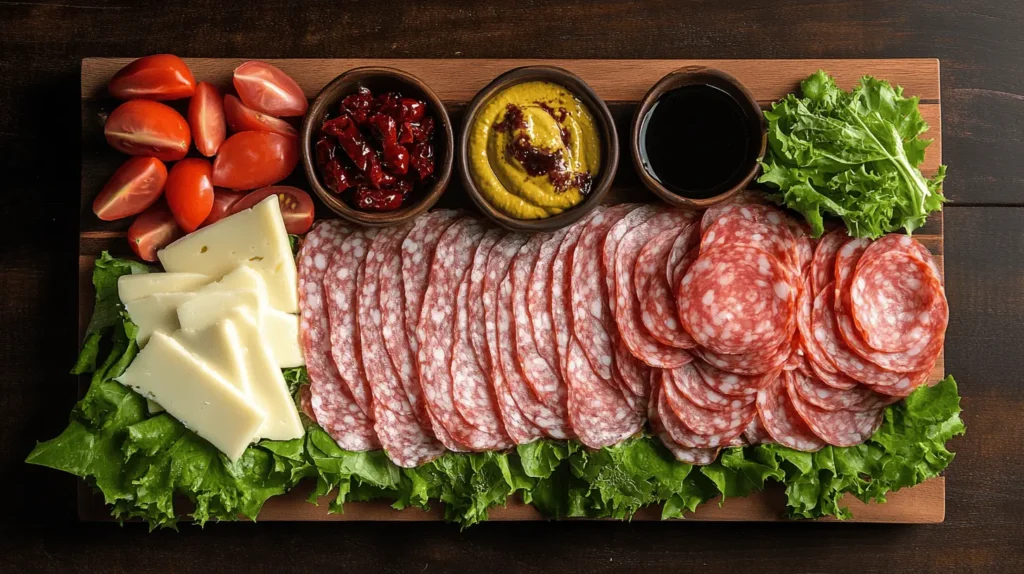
[1,1,1021,571]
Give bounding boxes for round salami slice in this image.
[666,222,700,287]
[299,221,379,451]
[785,373,885,447]
[401,210,462,355]
[699,190,772,235]
[700,203,798,272]
[613,343,651,415]
[565,341,643,448]
[857,233,942,285]
[836,295,944,374]
[669,362,755,411]
[756,376,825,452]
[678,245,796,355]
[571,204,636,379]
[640,232,697,349]
[614,211,695,368]
[788,369,879,412]
[692,359,780,397]
[603,204,659,317]
[811,229,847,296]
[805,348,859,390]
[373,406,447,467]
[326,228,378,419]
[742,414,773,445]
[834,237,870,304]
[528,228,567,372]
[468,229,504,376]
[484,233,544,444]
[659,371,747,448]
[551,210,598,376]
[649,380,721,465]
[636,228,682,296]
[695,338,792,376]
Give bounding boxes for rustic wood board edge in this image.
[78,58,945,524]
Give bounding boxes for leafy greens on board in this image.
[27,254,963,529]
[758,70,947,238]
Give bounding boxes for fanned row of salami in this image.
[297,196,947,467]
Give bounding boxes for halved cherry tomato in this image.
[105,100,191,161]
[228,186,315,234]
[232,61,308,117]
[223,94,297,138]
[201,188,247,228]
[92,157,167,221]
[211,131,299,190]
[108,54,196,101]
[165,158,214,232]
[128,202,182,262]
[188,82,226,157]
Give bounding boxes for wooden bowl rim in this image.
[629,66,767,209]
[457,65,619,233]
[299,66,454,227]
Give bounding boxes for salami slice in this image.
[468,229,504,376]
[571,204,635,379]
[373,407,447,467]
[659,371,746,448]
[662,370,755,437]
[299,221,379,451]
[811,229,847,296]
[695,338,791,376]
[640,233,697,349]
[699,190,772,235]
[805,351,859,390]
[636,228,682,296]
[649,378,720,465]
[788,369,879,412]
[858,233,942,285]
[529,228,567,371]
[666,222,700,287]
[678,245,796,355]
[785,373,885,447]
[614,211,695,368]
[603,204,659,317]
[565,341,643,448]
[512,235,563,400]
[787,218,815,276]
[613,343,652,414]
[326,228,378,418]
[692,359,780,397]
[401,210,462,355]
[484,233,544,444]
[669,362,755,411]
[742,414,773,445]
[551,210,597,376]
[756,376,825,452]
[700,203,798,272]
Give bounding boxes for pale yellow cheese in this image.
[176,290,261,332]
[262,308,304,368]
[173,319,252,398]
[117,272,210,303]
[123,292,197,346]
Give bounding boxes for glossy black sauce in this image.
[639,84,752,199]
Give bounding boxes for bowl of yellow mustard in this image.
[459,66,618,231]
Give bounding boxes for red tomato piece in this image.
[211,131,299,190]
[165,158,215,232]
[201,188,247,228]
[228,185,314,234]
[188,82,227,157]
[105,100,191,161]
[108,54,196,101]
[128,202,182,262]
[92,157,167,221]
[223,94,298,138]
[232,61,308,117]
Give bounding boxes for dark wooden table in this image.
[1,1,1021,571]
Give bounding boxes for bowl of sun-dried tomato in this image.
[300,67,453,226]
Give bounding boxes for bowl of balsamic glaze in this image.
[630,67,766,209]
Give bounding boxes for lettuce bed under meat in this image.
[26,254,964,529]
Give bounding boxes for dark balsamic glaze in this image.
[638,84,753,199]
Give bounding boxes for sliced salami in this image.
[372,406,447,467]
[699,190,772,235]
[565,341,643,448]
[669,362,755,411]
[700,203,798,272]
[641,236,697,349]
[512,235,562,400]
[659,372,746,448]
[636,228,683,296]
[742,414,773,445]
[613,342,652,413]
[785,373,885,447]
[529,228,567,372]
[401,210,462,355]
[857,233,942,285]
[468,229,504,376]
[787,218,815,276]
[662,371,755,437]
[650,380,720,465]
[695,338,792,376]
[551,210,597,376]
[692,359,780,397]
[603,204,659,317]
[788,369,878,412]
[325,228,378,418]
[756,376,825,452]
[299,221,379,451]
[806,351,859,390]
[836,296,944,374]
[811,229,847,295]
[666,222,700,287]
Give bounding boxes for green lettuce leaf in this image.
[72,252,150,375]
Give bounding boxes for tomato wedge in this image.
[211,131,299,190]
[128,202,183,262]
[223,94,297,138]
[165,158,215,232]
[108,54,196,101]
[201,188,247,228]
[188,82,227,157]
[232,61,308,117]
[105,100,191,161]
[92,157,167,221]
[228,186,315,234]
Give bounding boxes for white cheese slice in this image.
[157,196,298,313]
[123,292,197,346]
[117,272,210,303]
[115,332,265,462]
[176,289,261,332]
[228,307,304,441]
[262,308,304,368]
[202,265,269,306]
[173,319,252,399]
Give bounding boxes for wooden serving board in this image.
[78,58,945,523]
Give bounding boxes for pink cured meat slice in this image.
[636,228,683,296]
[325,228,378,418]
[858,233,942,286]
[700,203,798,272]
[467,229,504,376]
[529,228,568,371]
[671,246,698,287]
[614,211,695,368]
[649,378,720,465]
[795,276,858,390]
[811,229,847,296]
[742,414,773,445]
[613,343,651,416]
[787,218,815,276]
[699,190,772,234]
[603,204,659,317]
[666,222,700,287]
[484,233,544,444]
[659,372,746,448]
[451,270,514,449]
[639,233,697,349]
[663,370,755,437]
[299,221,379,451]
[806,352,859,390]
[695,338,791,376]
[756,376,825,452]
[571,204,636,379]
[401,210,462,356]
[565,341,643,448]
[693,359,780,397]
[552,211,597,376]
[678,245,797,355]
[373,407,448,467]
[785,373,885,447]
[499,270,573,439]
[669,362,755,411]
[788,368,879,412]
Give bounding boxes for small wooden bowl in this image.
[630,66,766,209]
[458,66,619,232]
[300,67,454,227]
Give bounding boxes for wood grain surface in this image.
[2,1,1022,572]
